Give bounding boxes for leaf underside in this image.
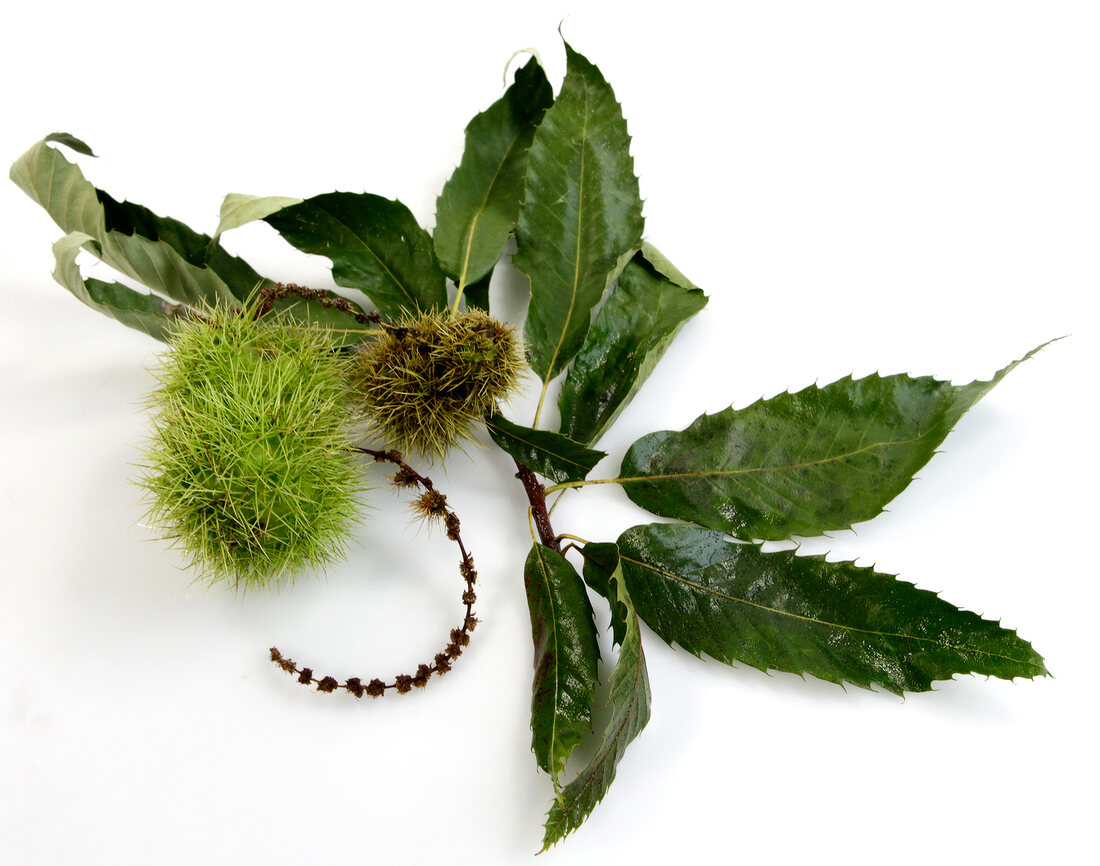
[559,247,707,445]
[434,56,553,292]
[485,413,606,485]
[264,191,446,317]
[515,42,644,384]
[616,523,1047,694]
[619,343,1051,540]
[11,134,265,314]
[542,545,651,850]
[523,544,601,781]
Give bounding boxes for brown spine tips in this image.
[412,489,449,520]
[297,668,314,685]
[391,466,421,488]
[316,676,339,693]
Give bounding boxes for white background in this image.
[1,2,1096,863]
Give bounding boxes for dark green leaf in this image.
[524,543,600,781]
[51,232,185,341]
[580,542,627,645]
[618,344,1051,539]
[11,135,265,308]
[485,413,606,485]
[515,42,644,388]
[264,192,446,317]
[434,57,553,292]
[559,248,707,445]
[617,523,1048,694]
[463,266,493,312]
[543,545,651,850]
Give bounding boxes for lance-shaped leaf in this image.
[618,343,1050,540]
[617,523,1047,694]
[542,545,651,850]
[11,134,265,307]
[263,192,446,317]
[524,543,600,781]
[52,231,186,341]
[485,413,606,485]
[434,56,553,293]
[559,247,707,445]
[213,193,304,239]
[515,43,644,385]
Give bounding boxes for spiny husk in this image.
[139,307,362,590]
[351,309,524,460]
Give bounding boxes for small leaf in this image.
[11,134,265,308]
[434,56,553,291]
[264,192,446,317]
[618,343,1052,539]
[542,545,651,850]
[616,523,1048,694]
[485,413,606,485]
[524,543,600,781]
[214,193,303,239]
[52,232,184,341]
[515,42,644,385]
[463,265,493,312]
[559,248,707,445]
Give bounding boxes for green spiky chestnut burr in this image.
[139,308,362,590]
[351,309,524,460]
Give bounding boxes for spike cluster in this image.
[350,309,524,460]
[139,306,362,590]
[270,448,479,698]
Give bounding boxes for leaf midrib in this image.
[532,544,564,777]
[620,553,1040,669]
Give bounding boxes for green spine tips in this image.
[351,309,524,461]
[139,306,362,590]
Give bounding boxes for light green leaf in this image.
[617,523,1048,694]
[11,134,265,308]
[264,192,446,317]
[559,248,707,445]
[52,232,185,341]
[434,56,553,294]
[214,193,303,239]
[542,544,651,850]
[524,543,600,782]
[485,413,606,485]
[618,343,1052,540]
[515,42,644,387]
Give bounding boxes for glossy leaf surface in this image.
[11,134,264,307]
[52,232,184,341]
[559,248,707,444]
[515,43,643,384]
[264,192,446,317]
[617,523,1047,694]
[542,546,651,850]
[434,57,552,291]
[524,544,600,781]
[619,345,1048,539]
[485,413,606,485]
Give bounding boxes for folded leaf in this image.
[617,523,1047,694]
[542,545,651,850]
[485,413,606,485]
[11,134,265,308]
[515,42,644,386]
[214,193,303,239]
[559,248,707,445]
[434,56,553,292]
[263,192,446,317]
[524,544,600,781]
[52,232,184,341]
[618,344,1051,539]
